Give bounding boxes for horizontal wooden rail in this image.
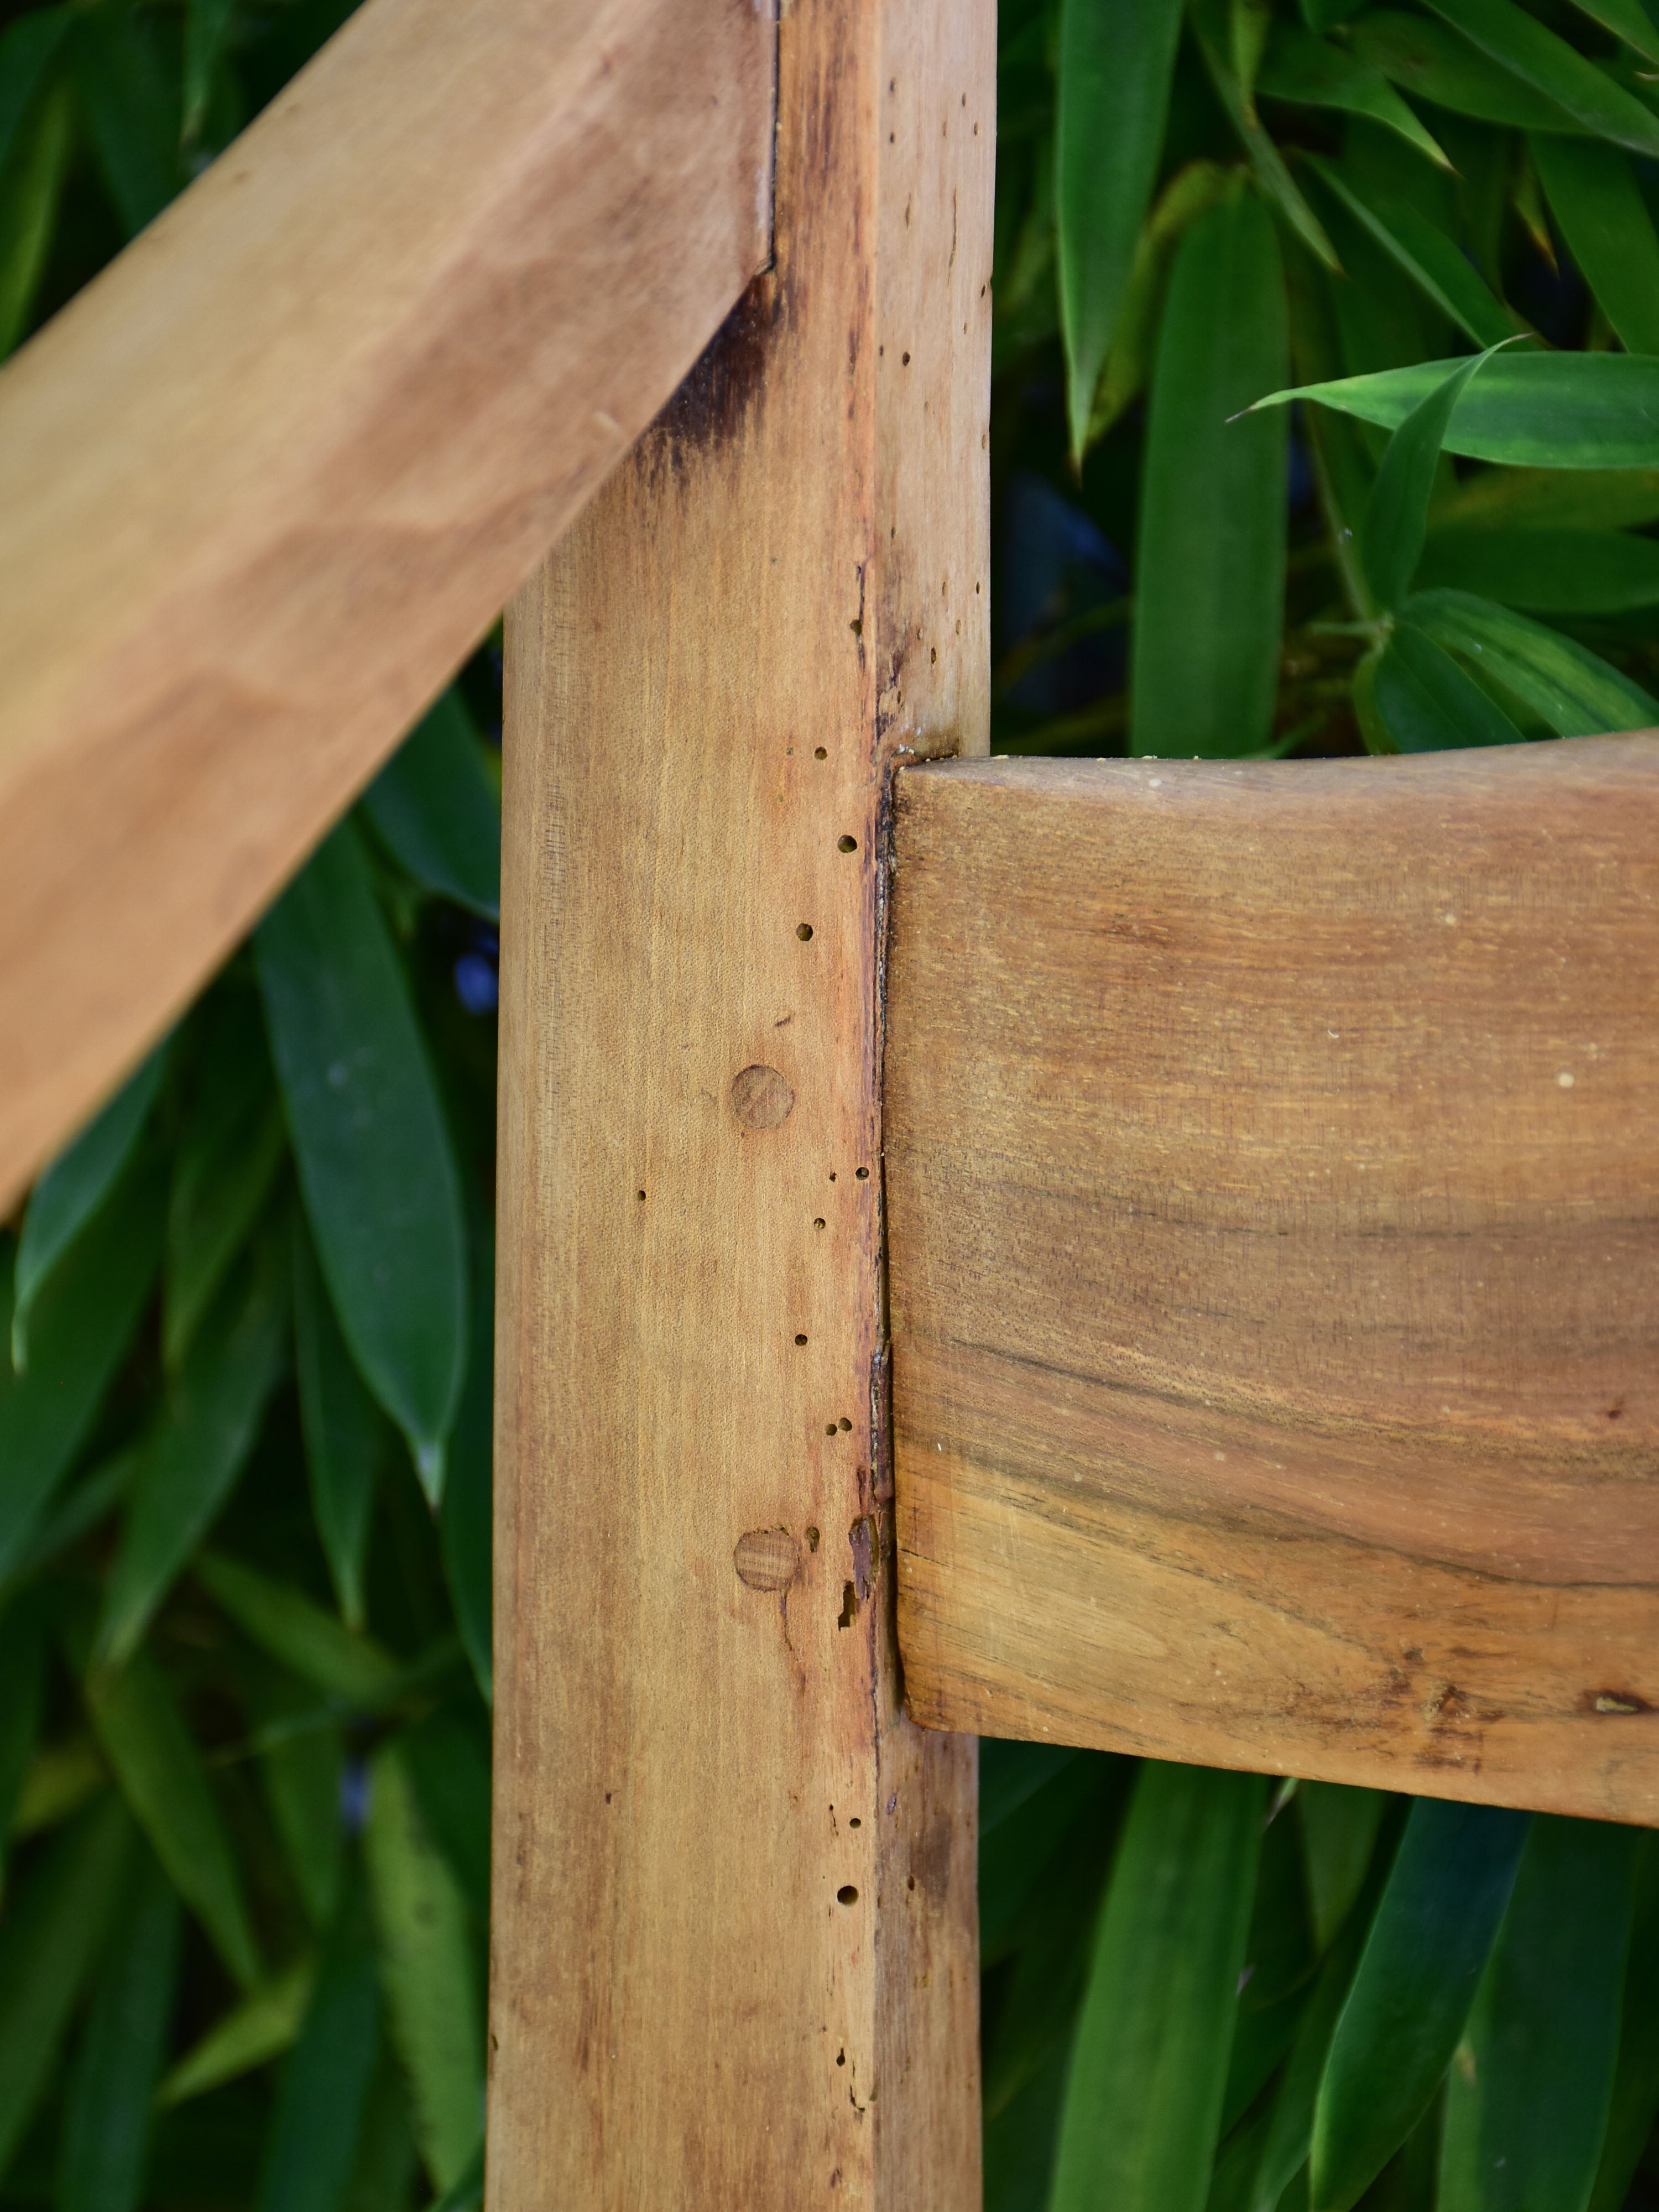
[887,739,1659,1824]
[0,0,773,1210]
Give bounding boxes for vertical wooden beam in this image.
[489,0,993,2201]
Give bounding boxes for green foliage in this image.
[998,0,1659,765]
[1049,1764,1265,2209]
[255,823,467,1501]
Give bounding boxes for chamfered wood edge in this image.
[0,0,774,1208]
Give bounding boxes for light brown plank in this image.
[0,0,773,1210]
[888,741,1659,1823]
[488,1,990,2199]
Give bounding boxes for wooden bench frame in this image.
[3,0,1656,2200]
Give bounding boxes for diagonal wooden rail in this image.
[0,0,774,1213]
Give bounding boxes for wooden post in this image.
[489,0,993,2200]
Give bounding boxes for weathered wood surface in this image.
[0,0,773,1211]
[888,740,1659,1824]
[489,0,992,2201]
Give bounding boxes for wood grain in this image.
[888,742,1659,1823]
[0,0,773,1209]
[488,0,992,2201]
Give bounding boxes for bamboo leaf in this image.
[257,821,467,1499]
[1134,188,1288,757]
[1417,525,1659,609]
[1588,1838,1659,2212]
[359,691,501,923]
[12,1738,106,1841]
[243,1657,344,1928]
[165,994,286,1372]
[1085,161,1235,451]
[58,1845,181,2212]
[1564,0,1659,70]
[429,2142,484,2212]
[1349,11,1595,131]
[13,1042,166,1371]
[1232,0,1276,117]
[3,1449,137,1598]
[1363,346,1505,608]
[1375,621,1530,749]
[0,77,71,362]
[401,1717,491,1922]
[1222,1804,1318,2141]
[294,1222,385,1634]
[1310,1798,1530,2212]
[0,1796,134,2179]
[1050,1762,1266,2212]
[440,1212,494,1704]
[182,0,236,144]
[984,1772,1121,2122]
[1306,160,1515,348]
[158,1958,315,2108]
[0,9,71,179]
[1420,0,1659,155]
[1191,0,1340,270]
[364,1741,483,2193]
[197,1552,403,1709]
[1532,135,1659,358]
[1251,1810,1400,2212]
[988,2047,1070,2212]
[1256,25,1452,169]
[96,1245,288,1671]
[1249,351,1659,468]
[1054,0,1186,465]
[1404,587,1659,729]
[1434,465,1659,529]
[1439,1815,1633,2212]
[72,7,181,237]
[85,1647,263,1992]
[1299,1786,1386,1957]
[1352,643,1395,752]
[257,1871,382,2212]
[0,1157,166,1584]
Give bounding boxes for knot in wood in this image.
[733,1528,800,1592]
[731,1063,795,1129]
